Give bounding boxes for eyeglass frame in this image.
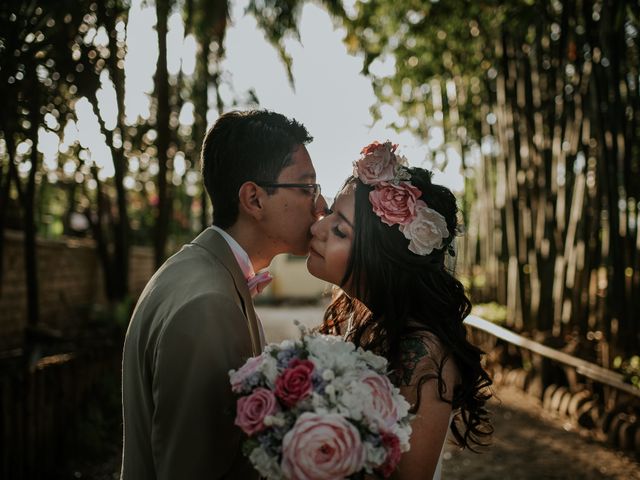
[255,182,322,205]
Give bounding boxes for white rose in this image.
[399,201,450,255]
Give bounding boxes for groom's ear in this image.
[238,181,266,220]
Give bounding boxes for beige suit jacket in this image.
[121,228,264,479]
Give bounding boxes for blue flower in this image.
[276,349,298,369]
[311,371,326,394]
[258,427,286,457]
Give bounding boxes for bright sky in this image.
[47,0,464,198]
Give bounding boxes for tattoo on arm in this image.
[394,336,430,386]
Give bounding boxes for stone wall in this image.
[0,230,155,349]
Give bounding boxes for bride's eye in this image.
[332,225,347,239]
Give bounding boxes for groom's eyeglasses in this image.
[256,182,322,205]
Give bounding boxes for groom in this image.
[121,110,326,479]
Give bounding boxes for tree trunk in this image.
[24,87,40,328]
[0,130,16,295]
[154,0,171,267]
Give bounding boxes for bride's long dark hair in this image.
[321,168,493,450]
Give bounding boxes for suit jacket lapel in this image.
[190,228,263,355]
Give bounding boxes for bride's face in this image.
[307,185,355,290]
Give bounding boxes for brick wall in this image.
[0,230,155,349]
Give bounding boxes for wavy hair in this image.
[321,169,493,450]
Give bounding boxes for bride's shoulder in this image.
[391,329,460,391]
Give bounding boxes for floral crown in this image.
[353,141,452,256]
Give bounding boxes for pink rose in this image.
[377,431,402,478]
[275,358,315,407]
[354,141,398,185]
[398,200,450,255]
[361,373,399,427]
[230,355,265,393]
[234,388,279,436]
[369,181,422,226]
[361,140,397,157]
[282,413,365,480]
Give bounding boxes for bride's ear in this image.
[238,181,266,220]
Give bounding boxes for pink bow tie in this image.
[247,271,272,297]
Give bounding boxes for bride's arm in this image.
[392,376,454,479]
[391,337,460,480]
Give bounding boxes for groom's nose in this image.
[314,194,328,218]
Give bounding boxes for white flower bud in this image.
[325,384,336,402]
[322,369,335,381]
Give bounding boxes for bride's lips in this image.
[308,245,323,258]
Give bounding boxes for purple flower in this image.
[276,349,298,369]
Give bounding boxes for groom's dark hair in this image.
[201,109,313,229]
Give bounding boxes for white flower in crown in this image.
[399,200,450,255]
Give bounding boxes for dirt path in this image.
[441,385,640,479]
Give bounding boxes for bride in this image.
[306,141,493,479]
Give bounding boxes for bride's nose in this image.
[310,216,325,238]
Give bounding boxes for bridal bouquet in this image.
[229,323,412,480]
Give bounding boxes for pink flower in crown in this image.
[354,141,399,185]
[275,358,315,407]
[399,200,450,255]
[361,141,397,156]
[282,412,365,480]
[230,355,266,393]
[360,372,399,428]
[377,431,402,478]
[235,387,279,436]
[369,181,422,226]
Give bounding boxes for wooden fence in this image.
[466,316,640,455]
[0,230,156,478]
[0,341,122,479]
